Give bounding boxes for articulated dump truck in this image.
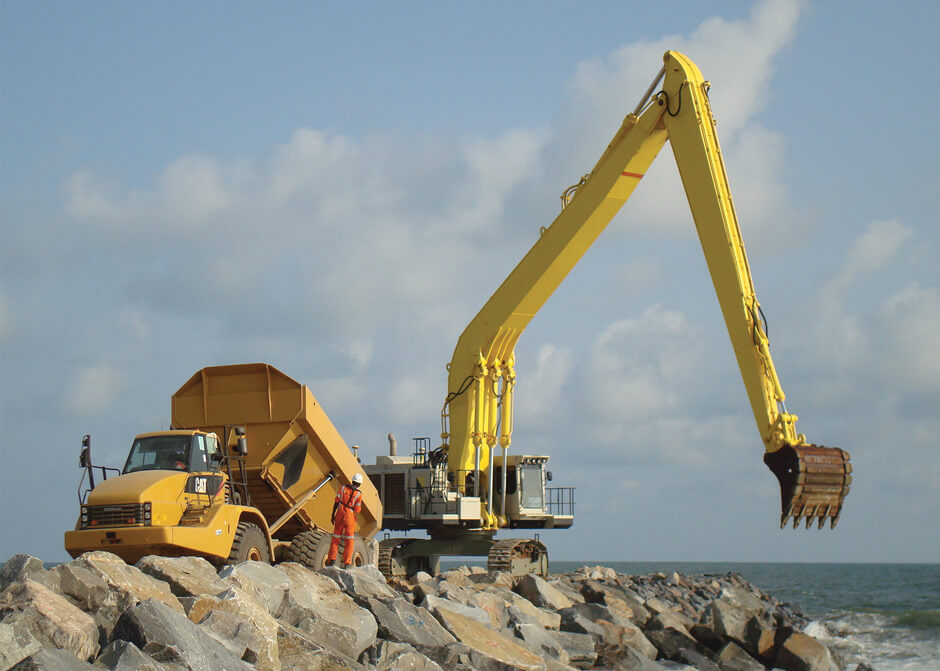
[64,363,382,568]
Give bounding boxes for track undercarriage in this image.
[376,533,548,579]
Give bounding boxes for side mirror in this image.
[211,452,224,463]
[546,471,553,482]
[79,447,89,468]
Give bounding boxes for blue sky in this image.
[2,0,938,563]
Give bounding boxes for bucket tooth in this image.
[764,444,851,530]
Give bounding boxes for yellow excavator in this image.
[365,50,852,576]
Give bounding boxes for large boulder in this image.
[513,574,574,611]
[484,585,561,630]
[277,562,377,660]
[92,639,169,671]
[0,579,99,661]
[57,552,183,641]
[10,647,97,670]
[551,630,597,669]
[431,606,546,671]
[277,622,368,671]
[0,621,41,669]
[717,641,765,671]
[188,586,279,671]
[774,631,836,671]
[317,566,398,600]
[558,606,605,638]
[421,594,492,628]
[709,598,751,643]
[136,556,227,599]
[218,561,289,617]
[512,623,571,665]
[110,599,253,670]
[1,555,58,592]
[362,597,456,650]
[364,640,444,671]
[594,619,658,661]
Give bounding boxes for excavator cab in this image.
[765,444,852,528]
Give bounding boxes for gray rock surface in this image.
[363,596,456,649]
[110,599,253,671]
[12,647,98,670]
[0,552,854,671]
[0,579,100,662]
[135,556,227,600]
[0,621,42,669]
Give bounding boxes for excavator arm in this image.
[441,51,850,530]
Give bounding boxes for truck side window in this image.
[205,434,222,470]
[192,434,209,472]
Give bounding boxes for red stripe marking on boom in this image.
[622,171,644,179]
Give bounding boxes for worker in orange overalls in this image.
[327,472,363,567]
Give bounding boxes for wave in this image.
[805,613,940,671]
[894,609,940,631]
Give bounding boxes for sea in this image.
[442,560,940,671]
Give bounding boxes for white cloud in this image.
[515,343,574,423]
[64,363,125,417]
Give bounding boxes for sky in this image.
[1,0,938,564]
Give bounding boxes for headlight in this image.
[80,506,89,529]
[143,502,152,522]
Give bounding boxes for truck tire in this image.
[228,522,270,564]
[284,531,368,568]
[284,530,331,569]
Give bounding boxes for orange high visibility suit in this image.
[327,484,362,565]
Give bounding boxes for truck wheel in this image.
[228,522,270,564]
[284,530,331,569]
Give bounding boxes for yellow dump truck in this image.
[64,363,382,568]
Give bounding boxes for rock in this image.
[12,647,97,670]
[277,562,377,660]
[690,623,724,651]
[363,640,444,671]
[363,596,456,649]
[594,619,658,661]
[644,612,704,661]
[774,631,835,671]
[717,641,764,671]
[710,598,751,643]
[559,606,605,637]
[1,555,58,592]
[92,639,170,670]
[514,574,574,611]
[485,585,561,629]
[135,556,227,599]
[431,606,546,671]
[196,608,268,668]
[743,613,777,662]
[467,572,514,589]
[547,579,586,604]
[318,565,398,600]
[110,599,252,670]
[0,579,100,662]
[573,565,618,581]
[0,621,41,669]
[513,623,571,664]
[421,593,492,628]
[57,552,183,642]
[674,647,720,671]
[719,586,767,615]
[218,560,289,616]
[277,622,367,670]
[187,586,279,671]
[595,647,665,671]
[551,630,597,669]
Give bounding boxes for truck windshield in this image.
[123,435,193,473]
[519,464,544,510]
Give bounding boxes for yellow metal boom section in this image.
[442,51,850,529]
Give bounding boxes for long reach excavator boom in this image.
[367,51,851,577]
[441,50,850,531]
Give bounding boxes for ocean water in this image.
[445,560,940,670]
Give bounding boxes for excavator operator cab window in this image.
[519,464,544,510]
[493,467,518,495]
[123,435,193,474]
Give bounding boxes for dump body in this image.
[171,363,381,542]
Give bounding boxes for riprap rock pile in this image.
[0,552,860,671]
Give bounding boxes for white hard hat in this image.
[352,473,363,485]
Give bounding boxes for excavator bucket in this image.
[764,445,852,529]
